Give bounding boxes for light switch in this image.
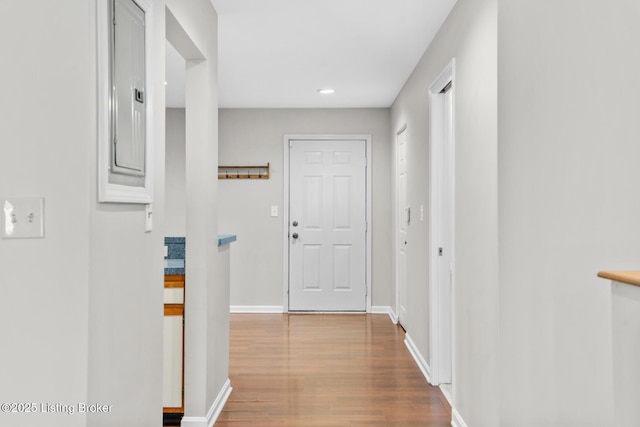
[1,197,45,239]
[271,206,278,217]
[145,204,153,232]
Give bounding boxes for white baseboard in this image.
[181,379,232,427]
[451,408,468,427]
[439,383,453,407]
[403,333,432,384]
[371,305,398,324]
[230,305,284,313]
[231,306,401,322]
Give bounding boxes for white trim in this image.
[282,134,373,313]
[451,408,469,427]
[180,379,232,427]
[428,59,456,386]
[372,305,398,324]
[403,333,432,384]
[230,305,284,314]
[395,124,408,328]
[282,137,290,312]
[439,383,453,406]
[97,0,154,204]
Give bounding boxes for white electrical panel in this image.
[111,0,146,179]
[1,197,45,239]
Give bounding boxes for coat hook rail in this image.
[218,163,270,180]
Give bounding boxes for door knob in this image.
[292,221,298,227]
[292,233,299,239]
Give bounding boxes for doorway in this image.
[163,4,220,426]
[162,39,186,425]
[429,60,455,389]
[283,135,372,312]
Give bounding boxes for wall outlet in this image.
[1,197,45,239]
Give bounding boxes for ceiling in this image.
[165,0,457,109]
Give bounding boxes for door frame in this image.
[395,123,408,327]
[282,134,372,312]
[428,60,455,386]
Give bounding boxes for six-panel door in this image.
[289,139,367,311]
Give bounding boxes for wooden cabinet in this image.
[163,274,185,422]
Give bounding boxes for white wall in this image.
[391,0,499,425]
[0,2,93,426]
[218,108,393,309]
[0,1,167,426]
[165,0,227,420]
[611,281,640,427]
[86,1,167,424]
[0,1,226,426]
[88,0,168,425]
[498,0,640,425]
[165,108,186,236]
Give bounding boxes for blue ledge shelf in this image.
[218,234,237,247]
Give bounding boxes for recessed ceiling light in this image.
[317,88,335,95]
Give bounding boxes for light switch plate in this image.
[1,197,45,239]
[145,204,153,232]
[271,205,278,217]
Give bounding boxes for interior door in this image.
[437,83,454,384]
[288,139,367,311]
[397,128,409,327]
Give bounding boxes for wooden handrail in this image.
[598,271,640,287]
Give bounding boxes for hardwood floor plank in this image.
[214,314,451,427]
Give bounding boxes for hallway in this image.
[214,314,451,426]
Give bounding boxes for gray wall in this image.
[391,0,640,425]
[218,108,393,309]
[165,108,186,236]
[498,0,640,425]
[391,0,499,425]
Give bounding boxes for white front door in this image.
[288,139,367,311]
[397,127,409,327]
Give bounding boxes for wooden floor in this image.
[213,313,451,427]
